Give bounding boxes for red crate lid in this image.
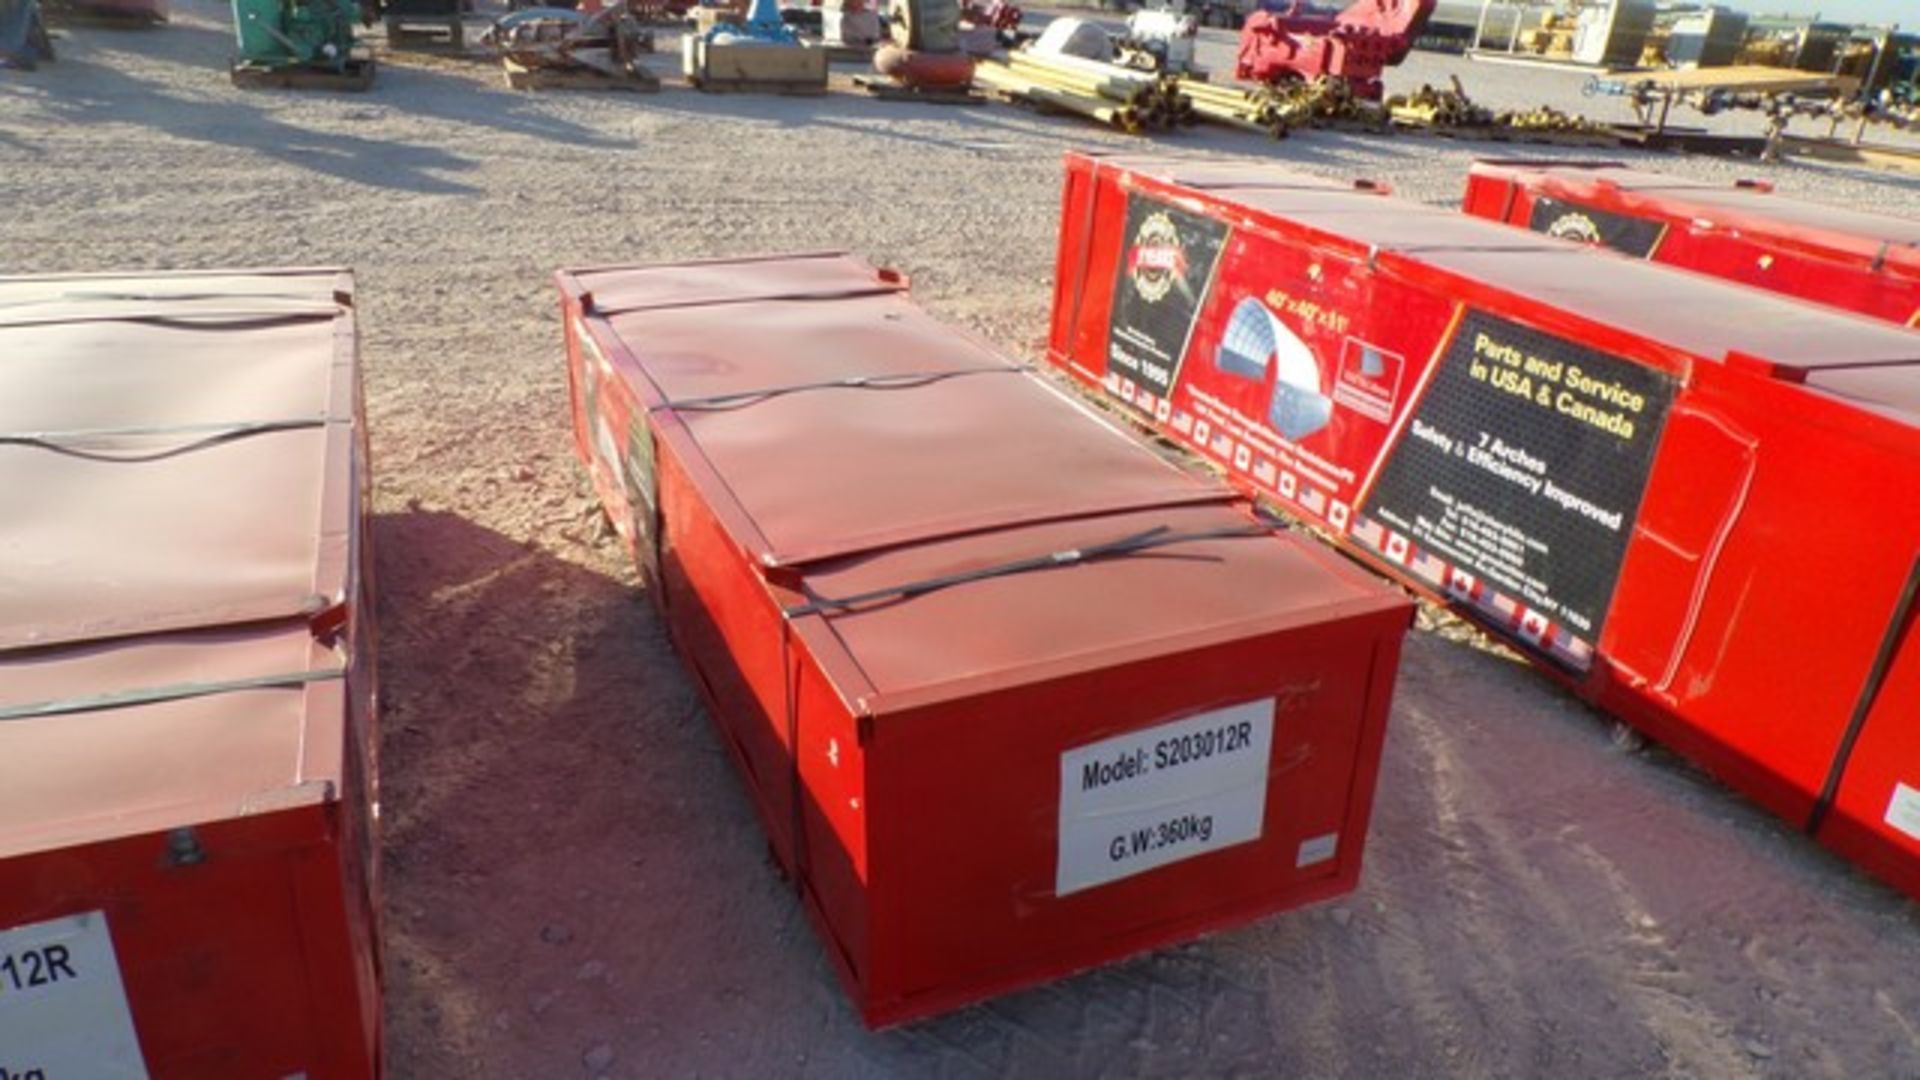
[1475,160,1920,255]
[791,501,1403,713]
[0,269,359,859]
[1093,154,1920,389]
[564,254,1235,567]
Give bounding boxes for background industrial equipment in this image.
[1466,0,1652,68]
[1118,2,1200,74]
[486,3,659,89]
[871,0,974,89]
[1666,6,1746,69]
[0,0,53,67]
[682,0,826,92]
[1236,0,1435,100]
[230,0,375,87]
[382,0,460,49]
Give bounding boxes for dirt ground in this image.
[5,6,1920,1076]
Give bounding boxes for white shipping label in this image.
[1056,698,1275,896]
[0,911,148,1079]
[1886,782,1920,843]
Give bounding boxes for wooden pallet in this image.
[231,57,376,91]
[820,42,874,64]
[386,15,465,51]
[1392,122,1615,147]
[687,76,827,95]
[852,75,984,105]
[503,57,660,92]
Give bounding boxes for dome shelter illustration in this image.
[1214,296,1334,441]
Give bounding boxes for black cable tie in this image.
[0,309,338,331]
[596,284,907,318]
[0,417,333,463]
[655,365,1027,414]
[0,291,328,309]
[783,522,1273,619]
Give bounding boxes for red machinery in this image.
[1235,0,1433,99]
[1463,159,1920,329]
[561,253,1411,1026]
[0,271,381,1075]
[1048,153,1920,901]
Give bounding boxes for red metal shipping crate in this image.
[1462,158,1920,328]
[558,253,1412,1026]
[1047,152,1920,900]
[0,271,380,1077]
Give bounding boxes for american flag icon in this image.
[1173,412,1193,434]
[1410,551,1446,586]
[1104,373,1121,394]
[1563,635,1594,666]
[1352,516,1385,548]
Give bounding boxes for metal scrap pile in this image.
[1386,79,1492,128]
[1180,75,1385,139]
[1389,77,1609,141]
[974,49,1194,134]
[1495,104,1610,137]
[484,3,656,78]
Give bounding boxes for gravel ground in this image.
[4,6,1920,1077]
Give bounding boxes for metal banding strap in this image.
[0,309,340,331]
[595,285,907,319]
[0,291,333,308]
[1807,552,1920,835]
[0,417,333,463]
[654,366,1028,413]
[783,522,1275,618]
[0,666,348,723]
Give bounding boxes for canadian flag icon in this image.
[1156,399,1173,422]
[1520,609,1549,642]
[1120,379,1137,403]
[1234,445,1253,471]
[1329,501,1351,531]
[1278,472,1298,499]
[1448,567,1476,598]
[1194,420,1212,444]
[1385,533,1410,564]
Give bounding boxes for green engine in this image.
[232,0,363,71]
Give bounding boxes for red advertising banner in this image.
[1079,183,1674,671]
